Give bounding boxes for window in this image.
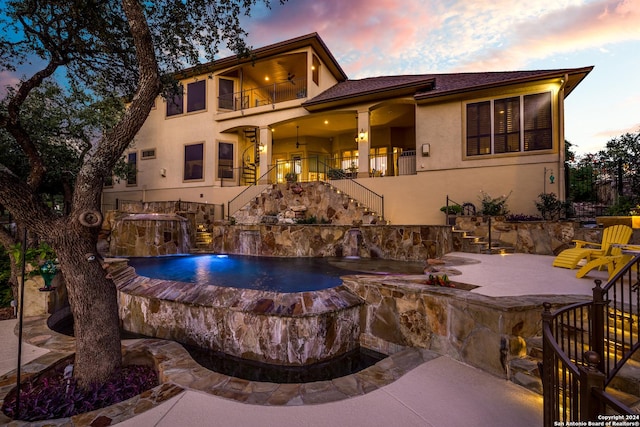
[166,80,206,117]
[184,143,204,181]
[312,55,320,85]
[187,80,206,112]
[524,93,552,151]
[218,78,234,110]
[218,142,234,179]
[104,175,113,188]
[126,152,137,186]
[466,92,552,156]
[141,148,156,159]
[166,86,184,117]
[370,147,388,176]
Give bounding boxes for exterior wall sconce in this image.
[259,142,266,153]
[160,168,166,177]
[359,129,366,140]
[421,143,430,157]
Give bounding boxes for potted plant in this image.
[440,204,463,225]
[285,172,297,183]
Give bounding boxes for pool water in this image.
[126,255,362,292]
[184,344,387,383]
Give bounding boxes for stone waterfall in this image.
[343,228,363,259]
[238,230,261,255]
[110,213,190,257]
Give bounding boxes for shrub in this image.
[506,214,543,222]
[479,191,511,216]
[534,193,571,220]
[2,361,158,421]
[440,205,463,215]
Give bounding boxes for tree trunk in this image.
[51,226,121,388]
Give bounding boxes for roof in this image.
[303,67,593,111]
[177,33,348,82]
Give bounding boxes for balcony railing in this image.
[218,78,307,111]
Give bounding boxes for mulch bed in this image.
[0,307,16,321]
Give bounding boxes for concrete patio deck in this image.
[0,252,608,426]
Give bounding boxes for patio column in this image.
[356,109,370,178]
[258,126,273,184]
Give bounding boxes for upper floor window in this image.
[312,54,320,85]
[187,80,206,112]
[466,92,552,156]
[218,78,234,110]
[166,86,184,117]
[167,80,207,117]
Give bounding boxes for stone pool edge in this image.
[1,316,438,426]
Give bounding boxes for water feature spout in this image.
[343,228,363,259]
[239,230,261,255]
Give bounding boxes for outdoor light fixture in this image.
[359,129,366,140]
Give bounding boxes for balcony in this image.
[219,78,307,112]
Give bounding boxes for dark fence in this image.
[566,159,635,221]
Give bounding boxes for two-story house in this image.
[102,33,592,225]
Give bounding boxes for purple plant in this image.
[1,362,158,421]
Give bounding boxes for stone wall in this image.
[113,263,364,366]
[454,216,640,255]
[341,274,588,378]
[204,224,452,261]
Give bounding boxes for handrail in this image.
[541,252,640,425]
[317,160,385,221]
[594,252,640,383]
[226,164,278,220]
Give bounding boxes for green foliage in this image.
[440,205,463,215]
[606,196,638,216]
[535,193,571,220]
[479,191,511,216]
[425,274,455,288]
[10,242,56,270]
[0,247,12,307]
[296,215,330,224]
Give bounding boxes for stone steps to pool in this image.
[509,334,640,407]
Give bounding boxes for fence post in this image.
[541,302,555,427]
[591,279,606,373]
[579,350,605,421]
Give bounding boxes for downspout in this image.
[558,74,568,201]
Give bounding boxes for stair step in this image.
[604,387,640,414]
[509,356,542,395]
[609,359,640,397]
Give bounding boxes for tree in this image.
[0,0,278,388]
[0,80,125,303]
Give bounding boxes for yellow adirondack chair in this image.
[552,224,633,270]
[576,244,640,279]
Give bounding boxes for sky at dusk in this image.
[1,1,638,157]
[240,0,640,156]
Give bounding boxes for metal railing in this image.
[225,158,385,221]
[218,78,307,111]
[226,164,278,220]
[317,160,384,221]
[542,252,640,425]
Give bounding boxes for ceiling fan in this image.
[284,72,296,85]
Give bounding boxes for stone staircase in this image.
[452,226,515,254]
[509,333,640,412]
[232,181,382,225]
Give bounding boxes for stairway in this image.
[509,328,640,412]
[452,227,515,254]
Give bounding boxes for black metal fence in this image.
[542,252,640,425]
[566,159,636,220]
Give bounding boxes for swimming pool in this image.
[126,254,362,292]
